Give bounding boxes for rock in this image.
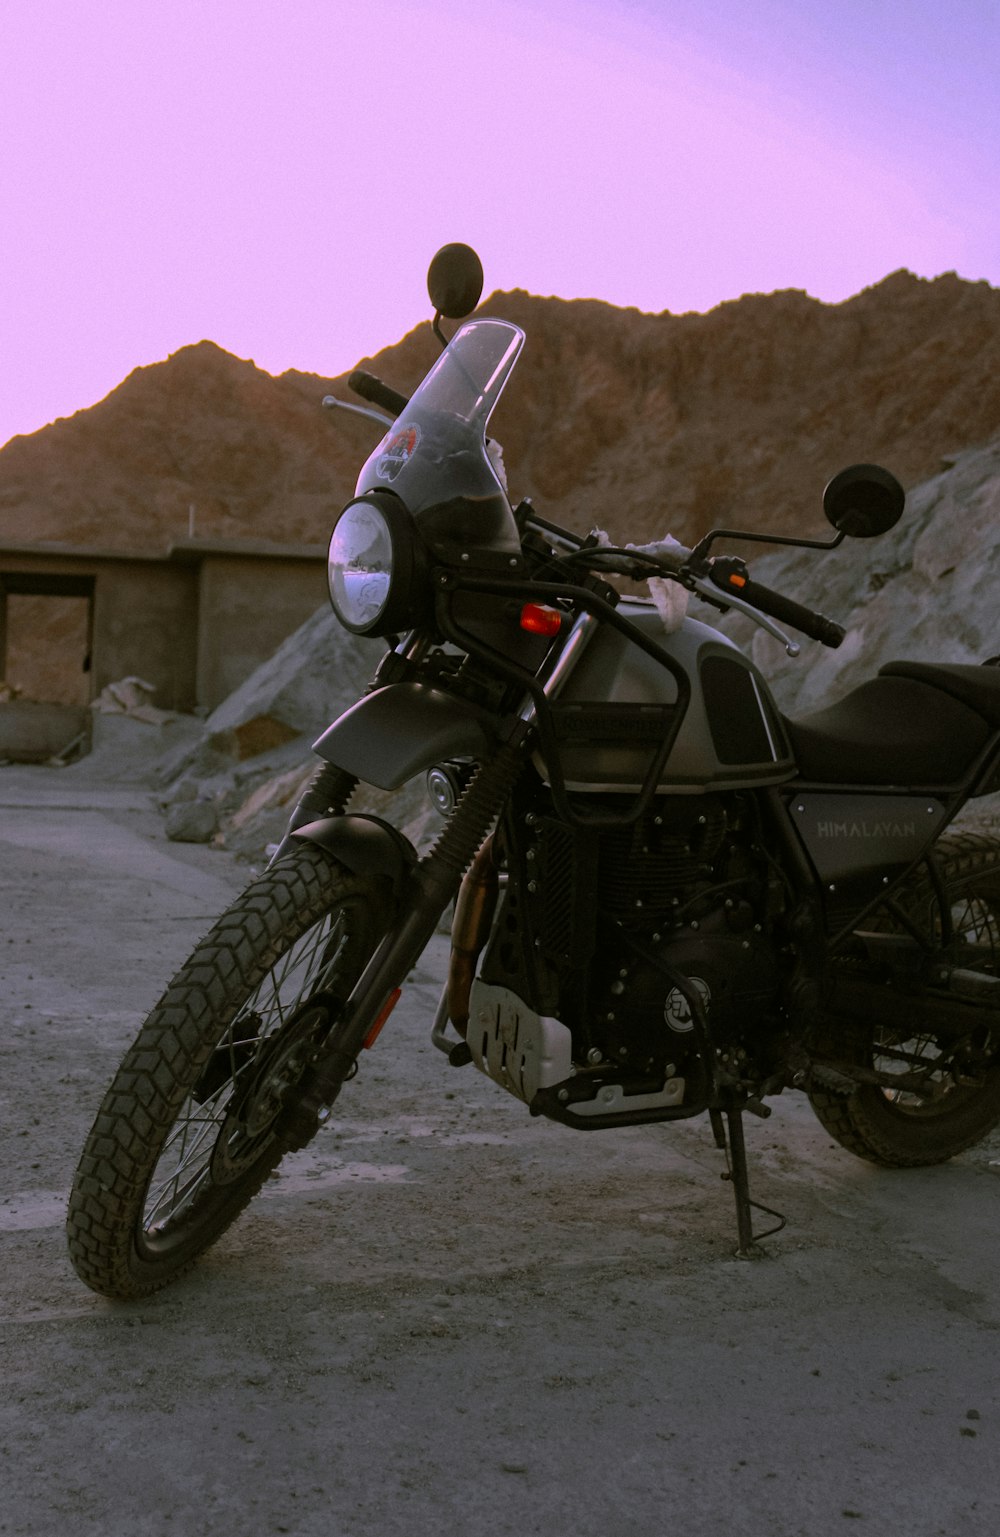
[92,676,158,715]
[161,775,199,806]
[164,799,218,843]
[714,437,1000,719]
[163,431,1000,861]
[202,606,383,748]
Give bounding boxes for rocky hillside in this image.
[713,436,1000,717]
[2,270,1000,554]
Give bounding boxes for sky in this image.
[1,0,998,449]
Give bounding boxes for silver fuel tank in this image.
[536,600,796,794]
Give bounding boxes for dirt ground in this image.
[2,750,1000,1537]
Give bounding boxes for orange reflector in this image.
[362,987,401,1049]
[519,602,563,637]
[727,573,747,589]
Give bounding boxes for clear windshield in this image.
[404,318,524,426]
[355,320,525,555]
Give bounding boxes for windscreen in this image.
[355,319,525,558]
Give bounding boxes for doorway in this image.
[0,574,95,705]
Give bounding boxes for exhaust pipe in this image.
[447,835,499,1036]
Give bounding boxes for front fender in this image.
[280,813,418,898]
[312,682,494,791]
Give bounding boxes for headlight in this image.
[327,493,428,637]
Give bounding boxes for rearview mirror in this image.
[823,463,905,538]
[427,243,484,320]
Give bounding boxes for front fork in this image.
[277,611,603,1150]
[276,726,531,1148]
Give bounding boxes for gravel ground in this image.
[2,757,1000,1537]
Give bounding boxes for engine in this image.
[476,788,785,1088]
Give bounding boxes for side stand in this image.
[709,1103,786,1259]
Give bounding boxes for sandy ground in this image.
[2,751,1000,1537]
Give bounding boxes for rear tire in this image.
[809,833,1000,1167]
[67,844,388,1299]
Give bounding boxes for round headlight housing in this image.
[327,493,428,637]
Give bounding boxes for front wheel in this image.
[809,833,1000,1167]
[67,844,389,1299]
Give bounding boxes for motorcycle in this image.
[67,244,1000,1299]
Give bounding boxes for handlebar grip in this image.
[710,568,846,649]
[347,370,410,418]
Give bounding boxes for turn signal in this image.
[519,602,563,637]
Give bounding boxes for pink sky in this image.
[2,0,997,450]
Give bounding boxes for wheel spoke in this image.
[139,907,358,1232]
[808,839,1000,1168]
[873,1032,947,1105]
[145,1107,220,1223]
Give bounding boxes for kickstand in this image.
[709,1104,786,1259]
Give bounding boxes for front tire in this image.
[67,844,388,1299]
[809,833,1000,1167]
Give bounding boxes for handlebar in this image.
[337,394,846,651]
[348,370,410,419]
[520,512,844,651]
[708,561,845,648]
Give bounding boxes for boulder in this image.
[164,799,218,844]
[713,437,1000,717]
[201,605,383,757]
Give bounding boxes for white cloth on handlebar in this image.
[626,533,689,563]
[590,529,689,567]
[647,577,689,633]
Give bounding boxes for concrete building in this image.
[0,537,328,749]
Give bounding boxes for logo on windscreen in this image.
[375,424,420,482]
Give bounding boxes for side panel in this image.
[787,792,950,924]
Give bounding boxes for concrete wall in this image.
[1,543,327,715]
[195,556,327,710]
[91,563,200,711]
[0,701,90,763]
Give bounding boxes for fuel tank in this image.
[537,601,796,793]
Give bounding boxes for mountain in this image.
[2,270,999,554]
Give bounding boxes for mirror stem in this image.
[432,311,449,351]
[690,527,845,564]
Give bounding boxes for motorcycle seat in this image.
[878,660,1000,727]
[783,670,993,786]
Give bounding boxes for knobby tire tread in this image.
[809,831,1000,1167]
[66,844,376,1300]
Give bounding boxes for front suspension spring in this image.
[417,734,528,907]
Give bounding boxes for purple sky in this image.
[2,0,997,450]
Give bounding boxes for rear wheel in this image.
[809,833,1000,1167]
[67,844,388,1299]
